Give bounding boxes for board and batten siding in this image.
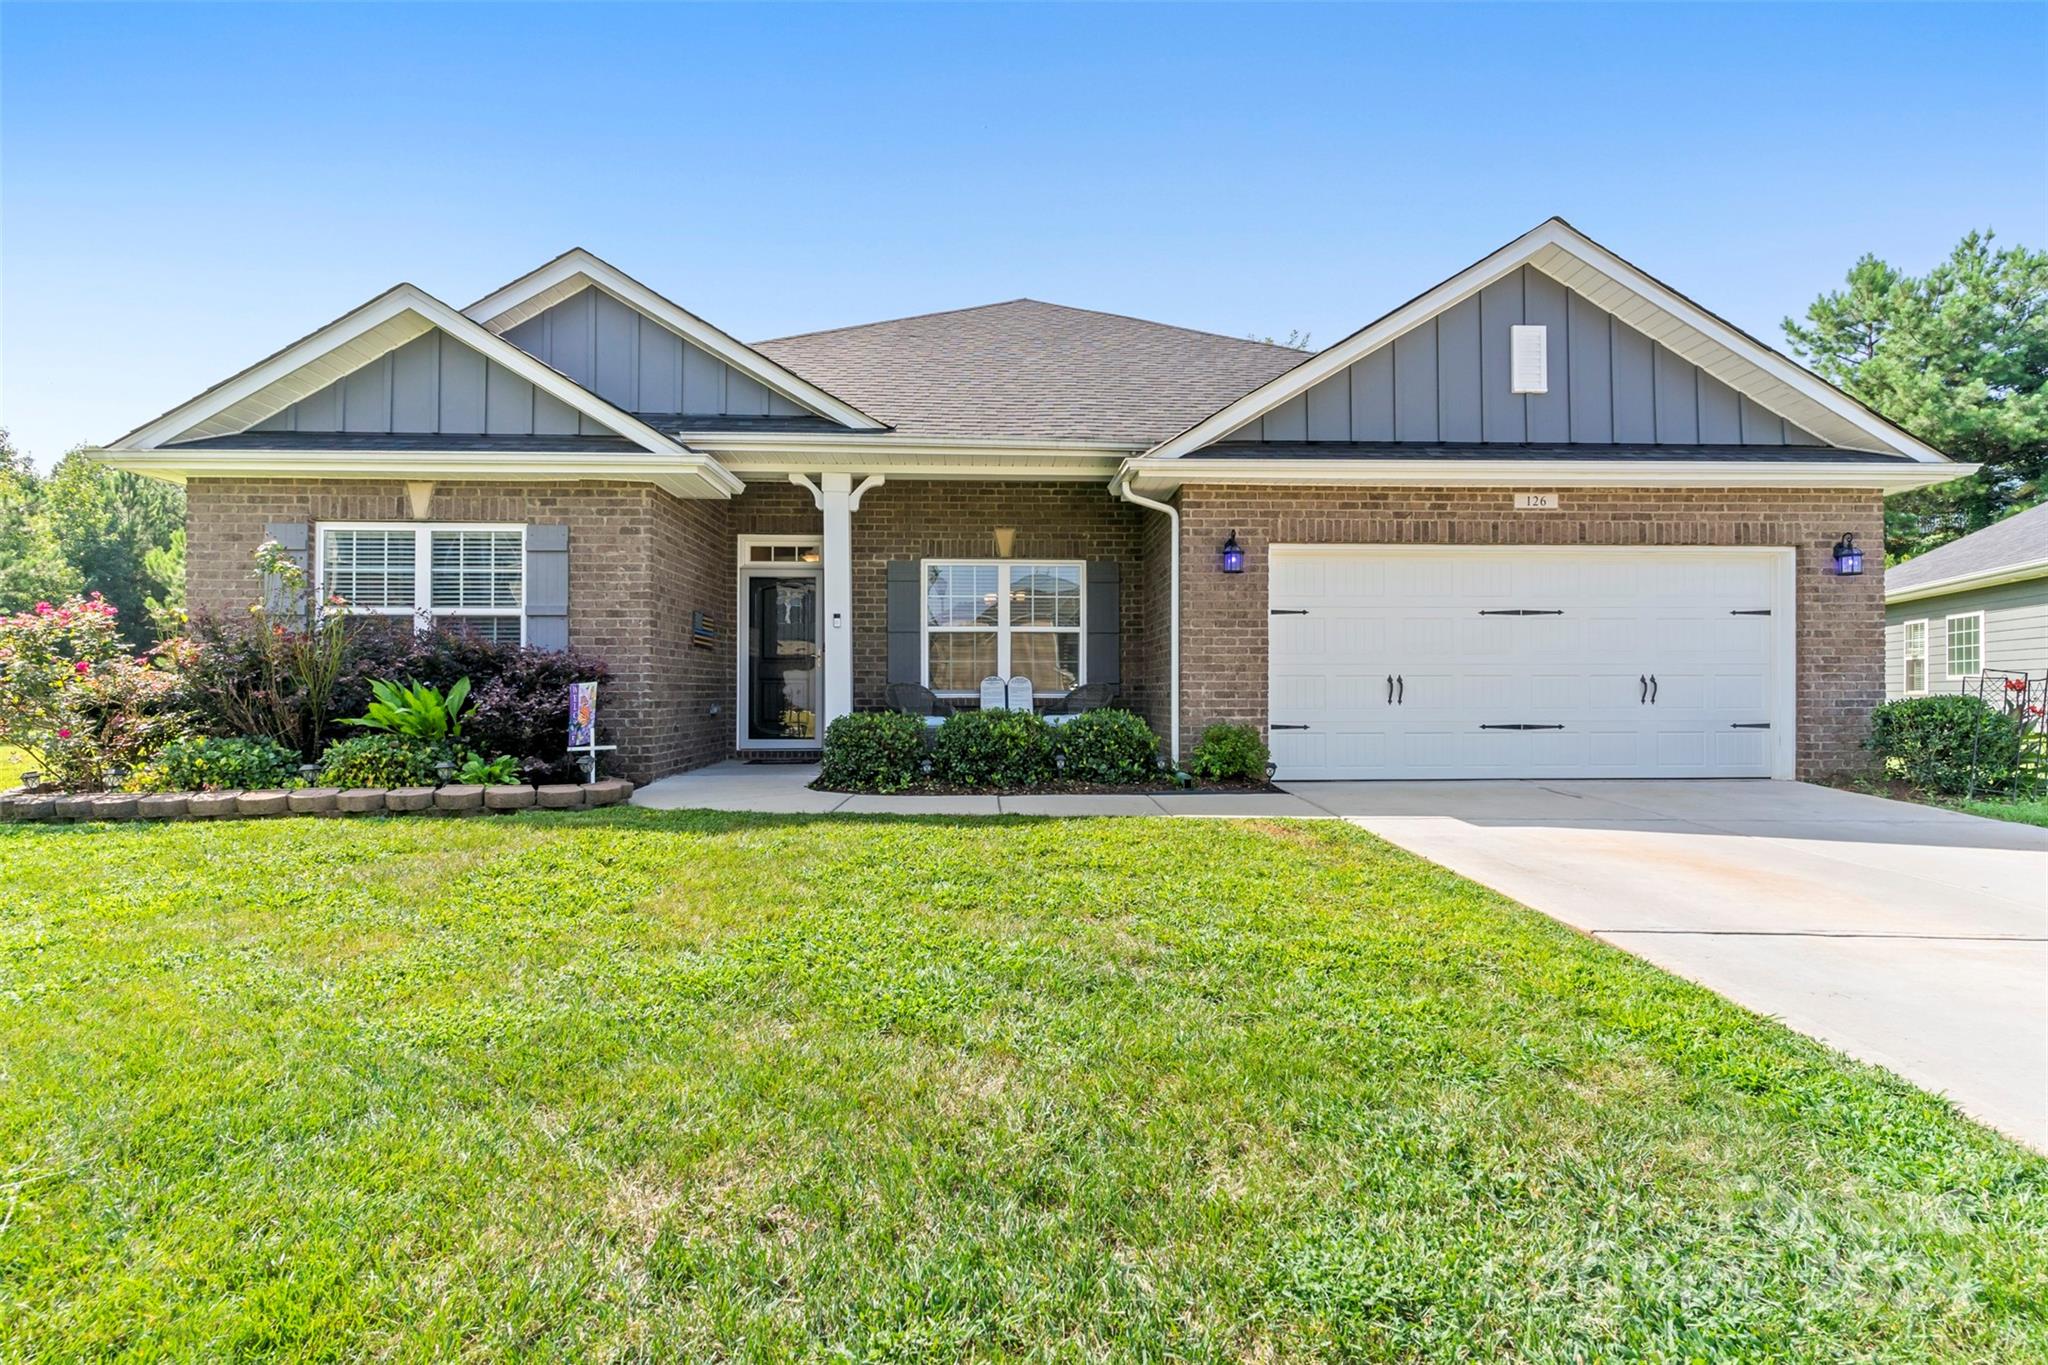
[1227,266,1826,447]
[502,286,811,419]
[1883,578,2048,698]
[252,329,621,438]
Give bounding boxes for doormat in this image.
[745,752,822,765]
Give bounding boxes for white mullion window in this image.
[1945,611,1983,680]
[319,523,525,646]
[922,559,1083,698]
[1903,619,1927,694]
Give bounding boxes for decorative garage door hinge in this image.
[1730,608,1773,616]
[1731,722,1772,729]
[1270,723,1310,730]
[1478,609,1564,616]
[1270,608,1310,616]
[1480,723,1566,731]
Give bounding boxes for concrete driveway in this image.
[1320,780,2048,1150]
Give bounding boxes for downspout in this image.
[1115,469,1180,764]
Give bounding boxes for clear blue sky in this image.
[3,2,2043,465]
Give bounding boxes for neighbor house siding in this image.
[1172,485,1885,778]
[1225,267,1823,447]
[1884,578,2048,699]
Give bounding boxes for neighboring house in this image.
[93,219,1969,783]
[1884,502,2048,699]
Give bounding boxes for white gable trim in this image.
[94,446,743,500]
[114,284,689,454]
[464,249,886,432]
[1146,219,1949,463]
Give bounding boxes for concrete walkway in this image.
[634,763,2048,1149]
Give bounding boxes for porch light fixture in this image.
[993,527,1016,557]
[1831,532,1865,576]
[1220,531,1246,574]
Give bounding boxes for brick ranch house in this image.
[94,220,1970,783]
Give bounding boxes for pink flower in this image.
[57,727,71,739]
[74,660,91,674]
[34,602,51,615]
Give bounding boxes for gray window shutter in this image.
[262,522,309,618]
[526,523,569,651]
[886,560,921,685]
[1086,560,1120,687]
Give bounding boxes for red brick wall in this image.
[1174,484,1886,778]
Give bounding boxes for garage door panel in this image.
[1268,548,1786,780]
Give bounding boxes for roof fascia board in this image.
[116,285,689,455]
[91,446,744,499]
[462,249,887,431]
[1117,455,1977,494]
[1145,219,1948,464]
[1886,558,2048,604]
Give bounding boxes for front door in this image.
[743,573,821,745]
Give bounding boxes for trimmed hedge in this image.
[1054,709,1161,784]
[932,709,1056,788]
[1187,723,1270,783]
[819,713,929,792]
[1869,694,2023,795]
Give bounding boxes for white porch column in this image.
[792,472,885,734]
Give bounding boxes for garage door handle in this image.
[1481,723,1565,731]
[1649,674,1658,704]
[1640,674,1647,704]
[1396,675,1404,704]
[1271,724,1310,731]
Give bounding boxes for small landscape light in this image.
[1831,532,1864,576]
[1220,531,1245,574]
[435,759,456,784]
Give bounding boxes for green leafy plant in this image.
[341,677,471,742]
[932,709,1055,788]
[454,752,520,785]
[1053,708,1160,784]
[131,734,301,792]
[818,713,928,792]
[0,593,190,790]
[316,734,447,789]
[1187,722,1271,783]
[1869,694,2024,796]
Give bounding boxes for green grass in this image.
[2,812,2042,1361]
[1953,795,2048,828]
[0,746,30,788]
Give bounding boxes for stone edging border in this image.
[0,779,635,824]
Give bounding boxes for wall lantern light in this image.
[1220,531,1246,574]
[1831,532,1865,576]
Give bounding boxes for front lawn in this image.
[1954,795,2048,828]
[2,812,2043,1360]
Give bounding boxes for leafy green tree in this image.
[0,432,186,643]
[1784,231,2047,561]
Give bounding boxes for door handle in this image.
[1387,674,1394,705]
[1640,674,1647,705]
[1649,675,1658,705]
[1396,675,1404,704]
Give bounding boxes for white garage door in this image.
[1267,547,1793,780]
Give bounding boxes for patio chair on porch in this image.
[1044,682,1116,722]
[886,683,956,727]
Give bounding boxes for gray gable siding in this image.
[1225,266,1826,446]
[251,330,621,439]
[504,286,811,421]
[1884,578,2048,699]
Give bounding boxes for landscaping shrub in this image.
[1869,694,2023,795]
[1187,722,1271,783]
[932,709,1055,787]
[1054,708,1160,784]
[0,593,190,790]
[454,752,521,785]
[133,735,301,792]
[315,734,448,789]
[342,678,471,742]
[819,712,928,792]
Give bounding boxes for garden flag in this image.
[569,682,597,748]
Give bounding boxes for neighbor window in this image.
[923,560,1083,695]
[1903,619,1927,694]
[320,524,524,645]
[1945,612,1982,679]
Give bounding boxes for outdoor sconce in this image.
[1831,532,1865,576]
[1220,531,1246,574]
[992,527,1016,557]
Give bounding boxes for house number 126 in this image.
[1514,493,1560,511]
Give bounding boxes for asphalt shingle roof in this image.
[1887,501,2048,594]
[753,299,1309,445]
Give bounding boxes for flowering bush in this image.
[131,734,301,793]
[0,594,188,790]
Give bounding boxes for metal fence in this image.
[1964,670,2047,799]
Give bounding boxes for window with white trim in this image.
[1945,611,1982,679]
[320,524,525,645]
[1903,619,1927,694]
[923,560,1083,696]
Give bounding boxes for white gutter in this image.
[1886,557,2048,605]
[88,446,747,498]
[1119,456,1977,494]
[1115,476,1181,764]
